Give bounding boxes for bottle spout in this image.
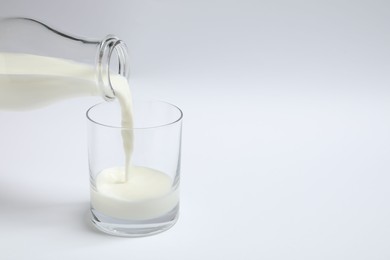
[97,35,130,101]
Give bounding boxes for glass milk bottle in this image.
[0,17,129,110]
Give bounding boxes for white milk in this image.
[91,166,178,220]
[0,52,177,220]
[0,52,103,110]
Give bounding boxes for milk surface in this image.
[0,52,176,220]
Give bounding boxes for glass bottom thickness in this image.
[90,205,179,237]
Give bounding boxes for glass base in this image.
[90,205,179,237]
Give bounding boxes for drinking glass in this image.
[86,99,183,237]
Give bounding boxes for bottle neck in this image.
[96,35,129,101]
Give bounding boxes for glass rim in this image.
[86,99,183,130]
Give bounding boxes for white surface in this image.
[1,0,390,259]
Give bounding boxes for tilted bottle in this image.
[0,17,129,110]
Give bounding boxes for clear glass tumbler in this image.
[86,100,183,237]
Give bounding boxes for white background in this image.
[1,0,390,259]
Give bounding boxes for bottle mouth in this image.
[97,35,129,101]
